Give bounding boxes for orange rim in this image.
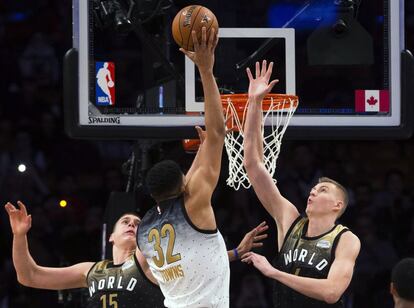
[221,93,298,109]
[221,94,298,131]
[183,94,298,147]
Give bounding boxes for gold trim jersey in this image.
[273,217,349,308]
[86,254,165,308]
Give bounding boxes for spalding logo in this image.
[88,117,121,124]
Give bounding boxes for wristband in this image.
[233,248,239,260]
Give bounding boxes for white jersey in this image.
[137,196,230,308]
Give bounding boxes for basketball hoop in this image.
[221,93,298,190]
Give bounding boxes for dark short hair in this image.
[318,177,349,218]
[146,160,183,200]
[392,258,414,300]
[111,212,141,234]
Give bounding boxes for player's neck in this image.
[112,246,135,265]
[306,216,336,237]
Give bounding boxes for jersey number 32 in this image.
[148,223,182,268]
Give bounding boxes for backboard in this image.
[65,0,413,139]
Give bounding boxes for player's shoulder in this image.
[340,230,360,243]
[336,231,361,255]
[84,261,104,279]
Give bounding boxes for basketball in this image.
[172,5,219,51]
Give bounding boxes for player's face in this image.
[306,183,340,216]
[111,214,141,248]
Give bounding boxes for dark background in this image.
[0,1,413,307]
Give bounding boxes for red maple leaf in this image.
[367,96,378,105]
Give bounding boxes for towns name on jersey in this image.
[283,248,328,271]
[89,276,137,297]
[159,264,185,282]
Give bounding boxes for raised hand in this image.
[241,251,275,277]
[180,27,218,74]
[246,60,279,102]
[4,201,32,236]
[237,221,269,258]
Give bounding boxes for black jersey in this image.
[273,217,349,308]
[86,254,165,308]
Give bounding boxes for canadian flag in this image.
[355,90,389,113]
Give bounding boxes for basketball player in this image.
[5,201,164,308]
[390,258,414,307]
[5,200,266,306]
[241,60,361,307]
[136,27,230,307]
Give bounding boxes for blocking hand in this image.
[4,201,32,236]
[237,221,269,257]
[246,60,279,102]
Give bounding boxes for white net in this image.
[223,95,298,190]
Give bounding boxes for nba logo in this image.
[96,61,116,106]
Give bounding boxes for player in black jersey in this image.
[241,61,361,307]
[5,200,267,306]
[5,202,164,308]
[391,258,414,308]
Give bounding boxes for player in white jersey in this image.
[137,27,230,307]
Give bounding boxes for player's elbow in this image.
[17,274,33,287]
[324,289,341,304]
[16,267,38,288]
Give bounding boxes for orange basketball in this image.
[172,5,219,52]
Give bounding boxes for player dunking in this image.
[241,61,361,307]
[136,27,230,307]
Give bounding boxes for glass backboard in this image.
[65,0,413,139]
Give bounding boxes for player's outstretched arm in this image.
[5,201,93,290]
[243,60,299,242]
[180,28,225,205]
[242,232,360,303]
[184,126,205,185]
[228,221,268,262]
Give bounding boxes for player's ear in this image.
[333,200,342,212]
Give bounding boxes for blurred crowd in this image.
[0,1,413,307]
